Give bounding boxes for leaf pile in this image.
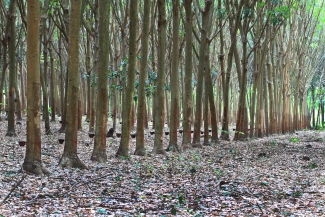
[1,119,325,216]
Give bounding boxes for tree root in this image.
[134,147,146,156]
[91,151,107,163]
[152,147,166,155]
[166,144,180,152]
[23,160,50,175]
[59,153,88,169]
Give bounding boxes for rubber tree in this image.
[59,0,87,169]
[91,0,111,163]
[134,0,151,156]
[192,0,212,146]
[116,0,138,157]
[152,0,167,155]
[6,0,17,137]
[182,0,193,147]
[166,0,180,152]
[23,0,50,175]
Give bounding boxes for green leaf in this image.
[309,163,318,169]
[171,206,177,215]
[178,195,184,204]
[190,167,196,174]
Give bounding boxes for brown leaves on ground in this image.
[1,118,325,216]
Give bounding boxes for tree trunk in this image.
[152,0,167,155]
[192,0,212,146]
[92,0,110,162]
[6,0,17,137]
[23,0,49,175]
[167,0,180,152]
[182,0,193,147]
[50,42,56,121]
[59,0,87,169]
[116,0,138,157]
[135,0,151,156]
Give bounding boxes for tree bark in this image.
[92,0,110,162]
[135,0,151,156]
[152,0,167,155]
[23,0,49,175]
[182,0,193,147]
[59,0,87,169]
[116,0,138,157]
[166,0,180,152]
[6,0,17,137]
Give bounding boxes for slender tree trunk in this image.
[182,0,193,147]
[50,43,56,121]
[152,0,167,155]
[20,61,26,115]
[92,0,110,162]
[0,39,8,120]
[23,0,49,175]
[6,0,17,137]
[59,0,87,169]
[192,0,212,146]
[135,0,151,156]
[167,0,180,152]
[116,0,138,157]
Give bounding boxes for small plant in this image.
[270,140,277,146]
[308,162,318,169]
[215,168,224,178]
[292,191,303,198]
[289,137,301,143]
[221,129,229,134]
[320,177,325,185]
[229,149,238,155]
[119,155,131,160]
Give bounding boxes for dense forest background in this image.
[1,0,325,216]
[0,0,324,168]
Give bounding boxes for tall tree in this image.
[23,0,49,175]
[192,0,212,146]
[116,0,138,157]
[6,0,17,137]
[134,0,151,156]
[40,0,51,135]
[91,0,111,162]
[182,0,193,147]
[166,0,180,152]
[59,0,86,169]
[152,0,167,155]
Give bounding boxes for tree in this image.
[134,0,151,156]
[166,0,180,152]
[116,0,138,157]
[6,0,17,137]
[40,0,51,135]
[182,0,193,148]
[152,0,167,155]
[91,0,111,163]
[59,0,87,169]
[23,0,49,175]
[192,0,213,146]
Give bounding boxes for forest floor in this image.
[0,117,325,217]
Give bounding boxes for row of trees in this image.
[0,0,324,175]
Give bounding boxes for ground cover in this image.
[0,118,325,216]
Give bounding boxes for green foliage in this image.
[308,162,318,169]
[171,206,177,215]
[291,191,303,198]
[221,130,230,134]
[267,5,291,25]
[119,155,131,160]
[217,8,228,20]
[241,7,254,19]
[289,137,301,143]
